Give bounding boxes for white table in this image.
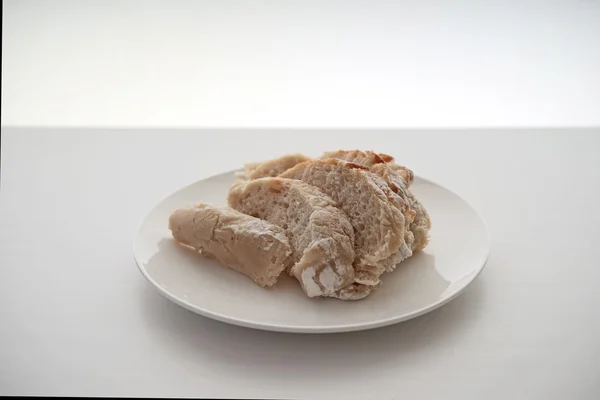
[3,0,600,128]
[1,128,599,398]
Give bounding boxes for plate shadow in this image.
[138,267,488,382]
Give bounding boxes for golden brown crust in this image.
[321,149,414,187]
[345,162,370,170]
[377,153,395,163]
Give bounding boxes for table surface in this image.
[1,128,599,399]
[3,0,600,128]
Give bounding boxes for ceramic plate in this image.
[133,170,490,333]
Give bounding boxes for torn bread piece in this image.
[228,177,367,299]
[169,204,292,287]
[279,159,406,283]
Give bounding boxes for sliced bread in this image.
[279,159,407,279]
[228,177,363,299]
[323,150,430,252]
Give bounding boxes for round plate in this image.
[133,170,490,333]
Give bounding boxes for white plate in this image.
[133,170,490,333]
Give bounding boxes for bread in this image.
[169,203,292,287]
[322,150,414,187]
[321,149,387,167]
[243,153,312,180]
[279,159,407,282]
[322,150,430,252]
[237,151,422,268]
[169,149,431,301]
[228,177,366,299]
[381,169,430,252]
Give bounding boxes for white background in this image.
[3,0,600,128]
[1,129,599,398]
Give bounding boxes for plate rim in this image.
[133,171,491,334]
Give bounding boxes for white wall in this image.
[3,0,600,127]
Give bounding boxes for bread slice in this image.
[169,203,292,287]
[322,150,430,252]
[279,159,407,281]
[228,177,363,299]
[243,153,312,180]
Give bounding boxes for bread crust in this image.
[169,204,292,287]
[244,153,312,180]
[322,149,414,187]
